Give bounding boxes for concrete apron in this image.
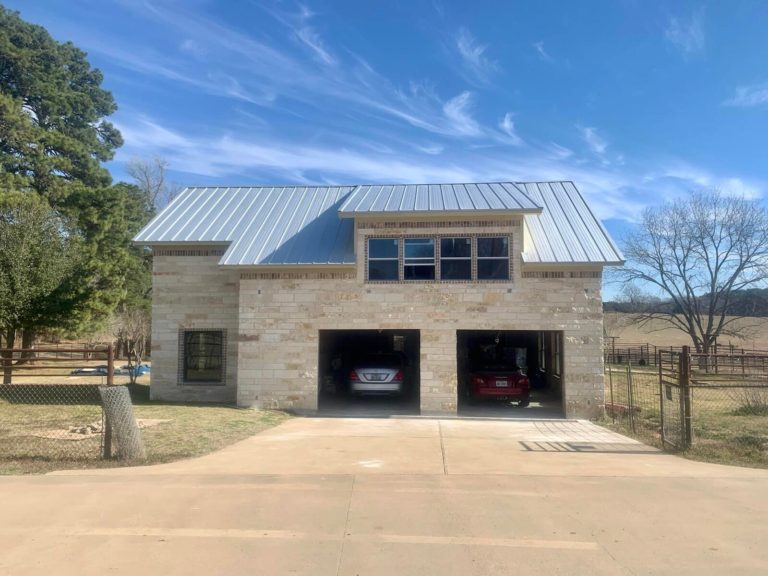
[2,418,768,576]
[50,417,768,478]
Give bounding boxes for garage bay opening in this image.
[318,330,420,415]
[457,330,564,418]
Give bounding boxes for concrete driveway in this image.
[2,417,767,575]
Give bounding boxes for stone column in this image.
[420,328,458,415]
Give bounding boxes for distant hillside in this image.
[604,288,768,317]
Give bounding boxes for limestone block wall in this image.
[150,248,239,403]
[235,218,606,418]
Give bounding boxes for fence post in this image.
[680,345,692,449]
[658,351,665,445]
[627,361,635,434]
[608,363,615,423]
[107,344,114,387]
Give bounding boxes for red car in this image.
[467,365,530,407]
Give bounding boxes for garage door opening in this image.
[457,330,564,418]
[318,330,420,415]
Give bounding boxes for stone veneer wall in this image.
[150,248,240,402]
[234,219,606,418]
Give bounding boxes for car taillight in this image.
[349,370,359,381]
[393,370,403,381]
[471,376,485,386]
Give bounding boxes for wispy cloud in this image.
[456,28,499,84]
[578,125,608,157]
[415,143,445,155]
[93,2,762,224]
[114,114,762,223]
[661,164,763,199]
[664,10,705,56]
[283,4,337,66]
[442,91,482,136]
[533,41,552,62]
[723,83,768,108]
[499,113,524,146]
[97,3,512,142]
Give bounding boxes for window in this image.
[404,238,435,280]
[365,234,511,283]
[440,237,472,280]
[477,237,510,280]
[368,238,399,281]
[182,330,225,384]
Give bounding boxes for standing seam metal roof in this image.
[517,182,624,264]
[133,182,623,266]
[337,182,542,215]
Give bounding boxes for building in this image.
[134,181,623,418]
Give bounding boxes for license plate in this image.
[365,373,386,381]
[495,380,508,387]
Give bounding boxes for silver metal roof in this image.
[338,182,542,216]
[134,186,357,266]
[518,182,624,265]
[134,181,623,267]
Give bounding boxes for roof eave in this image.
[217,262,356,269]
[521,258,625,268]
[133,239,232,247]
[338,207,543,219]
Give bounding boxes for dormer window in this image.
[440,237,472,280]
[404,238,435,280]
[477,237,510,280]
[367,238,399,281]
[366,234,512,283]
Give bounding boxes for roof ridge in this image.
[183,180,575,190]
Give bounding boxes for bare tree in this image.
[112,309,150,384]
[126,156,180,210]
[618,190,768,353]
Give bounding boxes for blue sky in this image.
[8,0,768,271]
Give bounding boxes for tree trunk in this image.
[16,330,36,365]
[2,329,15,385]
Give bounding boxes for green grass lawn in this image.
[0,382,289,475]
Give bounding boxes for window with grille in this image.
[181,330,225,385]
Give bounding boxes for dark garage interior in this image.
[318,329,420,415]
[457,330,564,418]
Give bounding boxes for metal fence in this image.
[605,362,661,446]
[606,347,768,465]
[0,346,144,468]
[604,340,768,367]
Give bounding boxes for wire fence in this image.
[0,383,105,463]
[605,348,768,467]
[605,364,662,446]
[0,346,145,469]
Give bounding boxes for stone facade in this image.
[150,247,239,403]
[149,219,606,418]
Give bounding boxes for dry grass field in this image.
[604,312,768,349]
